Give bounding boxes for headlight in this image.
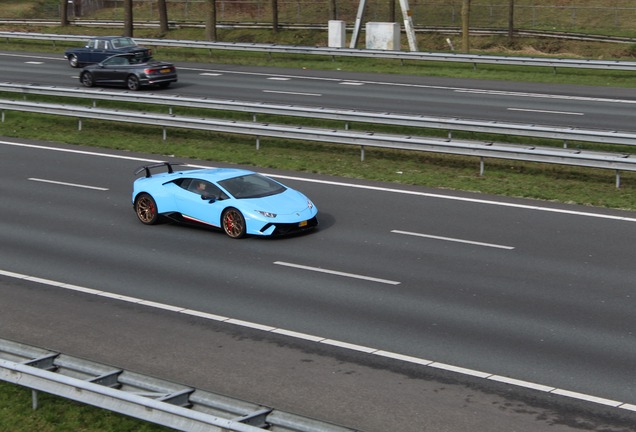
[256,210,277,218]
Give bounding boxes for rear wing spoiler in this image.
[134,162,183,178]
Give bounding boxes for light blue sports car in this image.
[132,163,318,238]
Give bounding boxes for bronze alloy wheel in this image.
[222,208,246,238]
[135,193,159,225]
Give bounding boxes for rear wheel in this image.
[80,71,94,87]
[127,75,140,91]
[222,208,246,239]
[135,193,159,225]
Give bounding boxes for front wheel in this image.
[222,208,246,239]
[68,55,79,68]
[135,193,159,225]
[126,75,141,91]
[80,71,94,87]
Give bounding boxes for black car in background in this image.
[65,36,152,68]
[79,54,177,91]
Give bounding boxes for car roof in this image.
[177,168,255,182]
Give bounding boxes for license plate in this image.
[160,68,171,73]
[299,220,308,227]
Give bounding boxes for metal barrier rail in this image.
[1,99,634,188]
[0,338,356,432]
[2,20,636,44]
[3,31,636,71]
[2,82,635,147]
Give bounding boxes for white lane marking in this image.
[267,77,291,81]
[28,177,109,191]
[391,230,515,250]
[1,267,633,411]
[263,90,322,97]
[200,72,222,76]
[4,140,636,223]
[273,261,400,285]
[340,81,365,86]
[25,61,44,65]
[508,107,584,116]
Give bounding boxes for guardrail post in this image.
[163,127,167,141]
[256,136,260,150]
[360,145,365,161]
[78,119,82,131]
[479,157,485,176]
[616,170,621,189]
[32,390,39,410]
[1,110,4,123]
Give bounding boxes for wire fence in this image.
[10,1,636,35]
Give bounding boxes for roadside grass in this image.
[0,381,172,432]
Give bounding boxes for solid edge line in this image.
[1,268,632,412]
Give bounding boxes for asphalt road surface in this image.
[2,49,636,131]
[1,137,635,431]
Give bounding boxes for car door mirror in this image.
[201,195,216,203]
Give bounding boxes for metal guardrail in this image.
[1,99,634,188]
[3,19,636,45]
[3,31,636,71]
[2,82,635,147]
[0,338,357,432]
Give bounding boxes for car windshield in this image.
[111,37,136,48]
[218,174,286,199]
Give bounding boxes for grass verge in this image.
[0,381,171,432]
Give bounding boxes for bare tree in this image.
[461,0,471,53]
[158,0,169,34]
[272,0,279,33]
[205,0,218,41]
[60,0,69,26]
[328,0,337,20]
[124,0,133,37]
[508,0,515,42]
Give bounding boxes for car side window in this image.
[176,178,228,200]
